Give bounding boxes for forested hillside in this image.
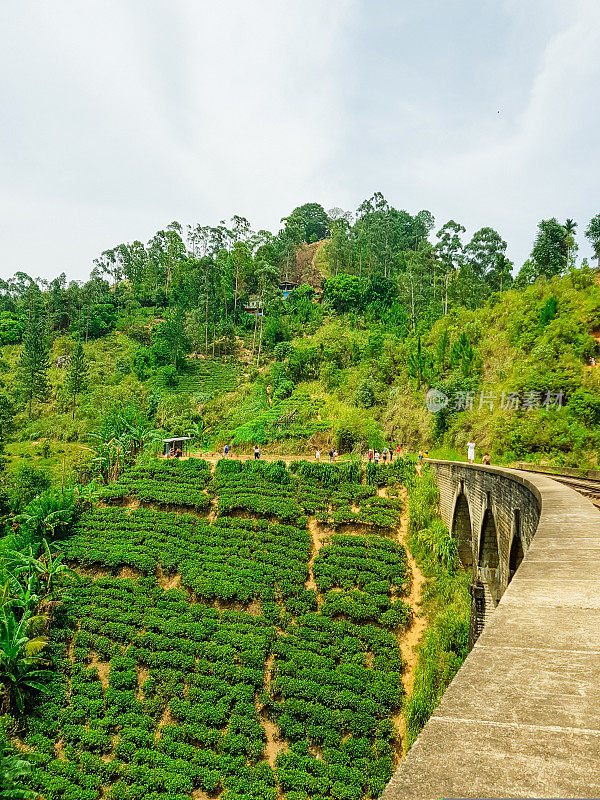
[1,197,600,798]
[0,196,599,485]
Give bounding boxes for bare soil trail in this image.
[305,517,329,595]
[260,654,288,771]
[387,485,428,756]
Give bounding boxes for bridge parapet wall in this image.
[382,461,600,800]
[429,461,540,601]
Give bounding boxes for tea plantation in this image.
[25,458,414,800]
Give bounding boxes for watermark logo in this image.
[425,388,565,413]
[425,388,449,413]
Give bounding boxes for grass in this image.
[3,439,93,486]
[403,468,471,748]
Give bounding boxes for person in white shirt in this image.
[315,449,321,461]
[467,440,476,463]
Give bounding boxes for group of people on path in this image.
[366,444,403,464]
[220,440,491,467]
[222,444,262,459]
[314,449,339,463]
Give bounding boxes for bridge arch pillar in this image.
[450,484,474,570]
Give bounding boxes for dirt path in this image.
[305,517,329,595]
[387,485,428,756]
[260,654,288,769]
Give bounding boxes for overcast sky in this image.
[1,0,599,283]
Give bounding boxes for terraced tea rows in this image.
[26,457,416,800]
[99,460,211,511]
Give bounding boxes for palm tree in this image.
[563,219,577,268]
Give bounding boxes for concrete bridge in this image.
[382,461,600,800]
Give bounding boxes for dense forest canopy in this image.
[1,197,598,358]
[0,194,598,479]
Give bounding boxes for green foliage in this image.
[287,203,329,243]
[566,388,600,426]
[539,295,558,327]
[0,611,52,714]
[17,285,50,417]
[404,469,470,746]
[20,455,425,799]
[99,459,211,511]
[0,312,24,346]
[0,718,35,798]
[584,212,600,261]
[352,378,377,408]
[530,218,568,279]
[7,464,51,513]
[151,306,190,371]
[14,489,77,545]
[89,400,159,482]
[64,338,89,414]
[324,274,362,313]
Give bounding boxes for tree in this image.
[563,219,577,268]
[489,253,513,293]
[152,305,189,371]
[288,203,329,242]
[406,336,428,388]
[89,401,160,482]
[513,259,538,289]
[253,260,280,361]
[435,221,465,314]
[464,227,507,284]
[450,332,476,377]
[64,339,88,418]
[585,213,600,262]
[324,274,362,313]
[17,284,50,417]
[280,214,305,280]
[324,216,353,276]
[6,539,79,618]
[413,210,435,247]
[400,243,438,327]
[228,241,253,316]
[530,218,568,279]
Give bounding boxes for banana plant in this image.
[0,611,51,714]
[5,540,79,608]
[0,745,36,799]
[5,575,39,618]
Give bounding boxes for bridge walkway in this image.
[382,464,600,800]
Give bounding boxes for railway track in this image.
[514,464,600,509]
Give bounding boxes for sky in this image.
[1,0,599,282]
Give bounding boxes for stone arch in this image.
[451,493,473,569]
[509,509,524,582]
[478,509,500,602]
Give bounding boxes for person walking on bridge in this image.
[467,439,476,464]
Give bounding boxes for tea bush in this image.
[25,457,420,800]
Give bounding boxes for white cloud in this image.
[0,0,598,280]
[402,0,600,263]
